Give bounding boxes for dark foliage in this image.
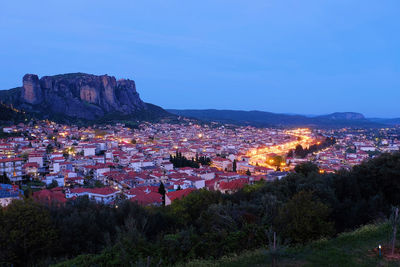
[170,151,211,168]
[289,137,336,158]
[2,153,400,265]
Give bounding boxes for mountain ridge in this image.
[167,109,388,128]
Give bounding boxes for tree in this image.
[294,145,306,158]
[158,182,166,205]
[94,180,104,188]
[274,191,333,244]
[46,144,54,154]
[47,179,59,189]
[0,200,57,265]
[232,159,237,172]
[271,156,284,171]
[0,172,11,184]
[294,162,319,176]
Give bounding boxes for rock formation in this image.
[0,73,169,122]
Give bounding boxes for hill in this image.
[0,73,175,124]
[369,118,400,126]
[167,109,383,128]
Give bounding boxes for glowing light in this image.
[245,128,317,169]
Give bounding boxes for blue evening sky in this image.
[1,1,399,117]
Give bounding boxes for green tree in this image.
[94,180,104,188]
[274,191,333,244]
[47,179,59,189]
[158,182,166,205]
[271,155,284,171]
[233,159,237,172]
[0,172,11,184]
[46,143,54,154]
[294,162,319,176]
[0,200,57,265]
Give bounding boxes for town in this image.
[1,120,399,207]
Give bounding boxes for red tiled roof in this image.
[70,187,118,195]
[33,189,67,204]
[166,188,195,202]
[24,162,39,168]
[128,189,163,206]
[0,157,23,163]
[218,178,248,191]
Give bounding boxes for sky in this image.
[0,0,399,118]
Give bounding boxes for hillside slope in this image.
[184,223,395,267]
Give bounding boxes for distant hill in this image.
[167,109,384,128]
[315,112,365,120]
[368,118,400,126]
[0,103,30,126]
[0,73,175,125]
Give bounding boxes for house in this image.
[83,145,96,156]
[32,188,67,205]
[267,171,289,181]
[161,161,174,171]
[53,161,74,173]
[186,176,205,189]
[66,187,120,204]
[0,183,22,206]
[165,188,195,205]
[211,157,232,171]
[125,188,162,206]
[28,152,44,168]
[0,157,24,182]
[65,176,85,186]
[23,162,39,177]
[216,178,248,194]
[84,164,112,182]
[2,127,14,133]
[44,173,65,187]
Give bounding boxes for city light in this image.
[246,128,316,169]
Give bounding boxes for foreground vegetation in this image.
[183,222,397,267]
[2,152,400,266]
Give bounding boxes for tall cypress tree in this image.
[158,182,166,205]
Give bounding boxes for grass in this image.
[181,222,399,267]
[52,222,400,267]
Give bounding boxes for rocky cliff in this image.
[0,73,170,122]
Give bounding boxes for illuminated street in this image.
[246,128,316,169]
